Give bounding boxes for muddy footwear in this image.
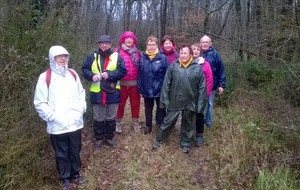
[182,146,190,153]
[143,125,152,134]
[115,122,123,134]
[95,140,104,149]
[195,133,204,147]
[62,179,72,190]
[106,139,117,148]
[72,175,86,185]
[132,122,142,133]
[152,141,161,150]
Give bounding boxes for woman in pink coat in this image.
[191,43,213,146]
[115,31,141,133]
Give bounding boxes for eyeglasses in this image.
[147,43,157,47]
[179,52,190,55]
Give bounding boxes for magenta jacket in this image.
[196,57,213,97]
[116,31,140,81]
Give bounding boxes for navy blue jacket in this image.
[82,48,127,104]
[137,51,169,98]
[202,47,226,90]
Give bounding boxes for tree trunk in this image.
[160,0,168,38]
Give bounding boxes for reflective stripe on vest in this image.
[90,52,120,92]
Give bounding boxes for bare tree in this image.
[160,0,168,38]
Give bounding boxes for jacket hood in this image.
[119,31,138,47]
[49,46,70,76]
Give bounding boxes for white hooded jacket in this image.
[34,46,86,134]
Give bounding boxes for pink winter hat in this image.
[119,31,138,47]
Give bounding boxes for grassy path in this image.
[79,114,218,190]
[73,90,300,190]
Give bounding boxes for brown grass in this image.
[78,101,217,190]
[60,89,300,190]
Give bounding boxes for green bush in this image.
[244,60,274,88]
[0,2,84,189]
[241,59,300,107]
[215,60,237,107]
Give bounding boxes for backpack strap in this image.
[45,68,77,89]
[68,69,77,81]
[46,68,51,88]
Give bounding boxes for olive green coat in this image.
[160,60,208,114]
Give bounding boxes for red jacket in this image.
[117,31,140,81]
[118,49,140,81]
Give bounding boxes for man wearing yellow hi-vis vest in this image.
[82,35,127,149]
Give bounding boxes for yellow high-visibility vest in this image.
[90,52,120,92]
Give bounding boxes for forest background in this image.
[1,0,300,189]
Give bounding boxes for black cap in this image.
[97,35,112,43]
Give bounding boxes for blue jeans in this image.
[205,90,216,127]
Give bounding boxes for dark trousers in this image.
[144,97,166,128]
[94,120,116,140]
[196,113,205,134]
[50,129,82,181]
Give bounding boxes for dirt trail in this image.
[79,119,217,190]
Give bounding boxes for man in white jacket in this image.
[34,46,86,190]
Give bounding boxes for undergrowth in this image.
[1,1,300,188]
[254,167,300,190]
[0,2,85,189]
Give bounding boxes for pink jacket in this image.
[196,57,213,97]
[118,49,140,81]
[117,31,140,81]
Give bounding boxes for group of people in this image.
[33,32,226,189]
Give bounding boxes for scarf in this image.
[161,46,177,64]
[161,46,175,55]
[145,48,159,60]
[121,43,139,67]
[179,56,193,68]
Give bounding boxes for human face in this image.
[192,46,201,58]
[124,37,134,48]
[54,54,68,67]
[200,37,212,51]
[163,39,173,51]
[146,40,158,53]
[179,47,192,63]
[98,42,112,51]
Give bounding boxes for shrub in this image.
[0,2,84,189]
[215,60,237,107]
[244,60,274,88]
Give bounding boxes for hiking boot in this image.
[95,140,104,149]
[152,141,160,150]
[143,126,152,134]
[132,122,142,133]
[195,133,204,147]
[205,122,212,128]
[195,136,204,147]
[182,146,190,153]
[115,122,123,134]
[62,179,72,190]
[72,175,86,185]
[106,139,117,148]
